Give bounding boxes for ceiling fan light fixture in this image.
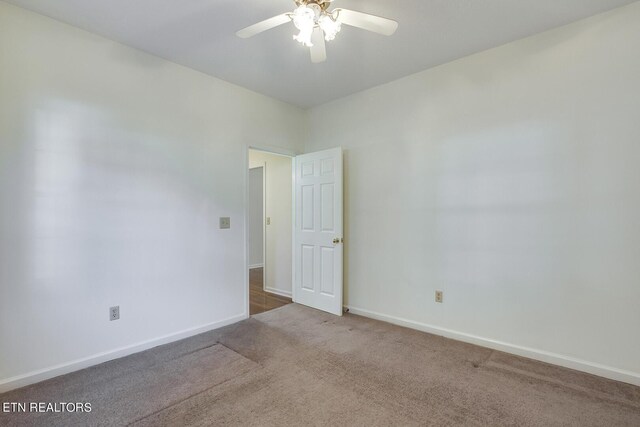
[318,14,341,41]
[237,0,398,63]
[292,5,316,47]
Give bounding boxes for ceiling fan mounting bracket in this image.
[294,0,332,12]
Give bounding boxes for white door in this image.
[293,147,343,315]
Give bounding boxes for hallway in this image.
[249,267,292,315]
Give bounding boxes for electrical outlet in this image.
[110,306,120,321]
[266,217,271,225]
[219,217,231,229]
[435,291,443,303]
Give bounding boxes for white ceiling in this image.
[5,0,636,107]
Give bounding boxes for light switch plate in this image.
[266,217,271,225]
[219,217,231,229]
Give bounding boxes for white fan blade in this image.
[334,9,398,36]
[236,14,291,39]
[310,26,327,63]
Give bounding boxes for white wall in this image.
[0,2,304,391]
[248,167,264,268]
[306,3,640,384]
[249,151,293,297]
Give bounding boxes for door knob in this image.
[333,237,344,244]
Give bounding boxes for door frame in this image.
[245,145,297,318]
[248,163,266,290]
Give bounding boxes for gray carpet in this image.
[1,304,639,426]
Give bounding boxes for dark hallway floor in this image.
[249,267,292,315]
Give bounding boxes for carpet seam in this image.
[126,353,260,425]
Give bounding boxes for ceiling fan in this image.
[236,0,398,63]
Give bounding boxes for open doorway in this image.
[248,149,293,315]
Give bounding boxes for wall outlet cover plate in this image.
[219,217,231,229]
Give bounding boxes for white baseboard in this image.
[264,287,292,298]
[347,306,640,387]
[249,264,263,269]
[0,313,247,394]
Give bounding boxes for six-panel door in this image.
[294,147,343,315]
